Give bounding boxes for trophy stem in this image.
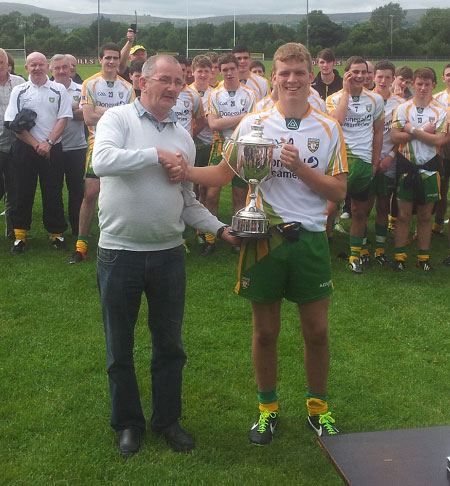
[230,178,270,238]
[248,178,259,206]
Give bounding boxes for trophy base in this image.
[229,230,271,239]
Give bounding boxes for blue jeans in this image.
[97,245,187,433]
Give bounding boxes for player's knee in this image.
[304,326,328,348]
[254,328,279,347]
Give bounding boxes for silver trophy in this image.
[224,117,283,238]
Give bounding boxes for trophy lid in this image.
[236,117,277,147]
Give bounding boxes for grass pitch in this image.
[1,183,449,485]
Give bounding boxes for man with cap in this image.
[118,27,147,80]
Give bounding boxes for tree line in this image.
[0,3,449,59]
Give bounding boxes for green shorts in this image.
[347,158,372,201]
[235,229,333,304]
[397,172,440,204]
[84,144,99,179]
[368,173,395,198]
[209,141,222,166]
[195,144,212,168]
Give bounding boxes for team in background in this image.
[1,29,449,455]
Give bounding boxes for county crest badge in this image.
[365,104,372,112]
[184,100,189,108]
[49,97,55,103]
[241,277,250,290]
[307,138,320,153]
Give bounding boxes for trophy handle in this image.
[223,137,247,182]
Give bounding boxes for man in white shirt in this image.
[93,54,238,457]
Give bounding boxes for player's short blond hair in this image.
[192,55,212,71]
[273,43,313,73]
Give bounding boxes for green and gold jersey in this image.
[241,73,271,101]
[189,83,213,145]
[224,102,347,232]
[434,89,450,160]
[326,87,384,164]
[392,97,447,171]
[208,83,256,156]
[381,93,403,178]
[173,85,204,138]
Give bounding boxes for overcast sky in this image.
[4,0,444,18]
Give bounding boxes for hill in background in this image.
[0,2,428,30]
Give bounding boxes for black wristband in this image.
[216,225,230,240]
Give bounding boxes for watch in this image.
[46,139,55,146]
[216,225,230,239]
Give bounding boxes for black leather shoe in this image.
[156,422,195,453]
[118,427,141,457]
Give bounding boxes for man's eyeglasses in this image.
[148,76,184,88]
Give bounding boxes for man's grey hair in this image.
[142,55,180,78]
[49,54,70,69]
[0,48,8,63]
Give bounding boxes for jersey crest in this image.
[308,138,320,152]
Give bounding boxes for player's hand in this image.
[219,226,241,246]
[126,29,137,42]
[280,138,302,173]
[342,71,353,93]
[168,152,188,183]
[378,155,393,173]
[403,122,413,134]
[392,79,404,96]
[158,148,187,182]
[422,122,436,134]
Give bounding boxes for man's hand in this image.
[218,226,241,246]
[35,141,51,159]
[422,122,436,134]
[157,148,188,183]
[126,28,137,43]
[378,154,393,173]
[280,139,302,173]
[392,78,408,98]
[342,71,354,93]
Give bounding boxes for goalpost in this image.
[251,53,265,60]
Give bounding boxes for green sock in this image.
[258,389,278,404]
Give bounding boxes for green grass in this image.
[1,182,450,485]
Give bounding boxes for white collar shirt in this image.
[4,75,73,142]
